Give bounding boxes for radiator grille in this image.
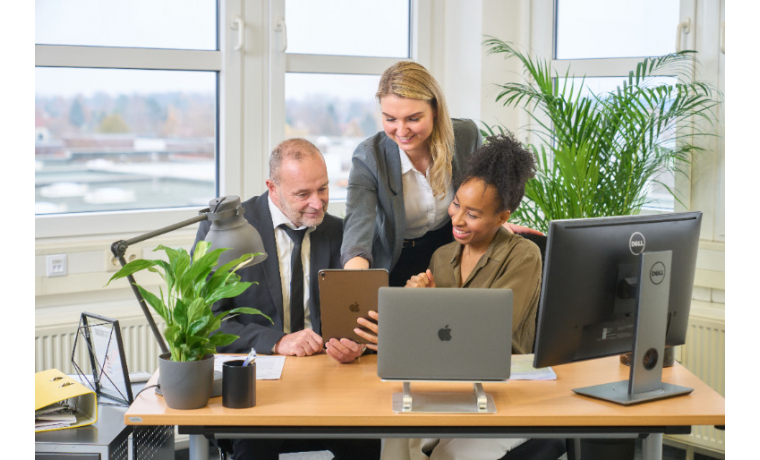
[35,316,164,375]
[670,314,725,453]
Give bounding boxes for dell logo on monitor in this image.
[629,232,646,255]
[650,262,666,285]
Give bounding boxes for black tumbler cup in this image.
[222,359,256,408]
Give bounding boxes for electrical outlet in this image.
[106,248,141,272]
[46,254,68,277]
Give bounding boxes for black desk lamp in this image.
[110,195,267,355]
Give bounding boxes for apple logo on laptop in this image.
[349,302,360,313]
[438,325,452,341]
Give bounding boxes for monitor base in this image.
[573,380,693,406]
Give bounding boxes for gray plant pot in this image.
[158,352,214,409]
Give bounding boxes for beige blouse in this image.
[428,226,542,354]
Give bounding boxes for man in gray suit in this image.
[194,138,378,459]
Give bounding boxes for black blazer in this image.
[193,192,343,353]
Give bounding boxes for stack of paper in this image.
[35,369,98,433]
[214,354,286,380]
[510,354,557,380]
[35,403,78,431]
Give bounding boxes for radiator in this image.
[35,315,164,375]
[668,313,726,454]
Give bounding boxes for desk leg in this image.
[189,433,210,460]
[641,433,663,460]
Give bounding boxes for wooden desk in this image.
[125,355,724,460]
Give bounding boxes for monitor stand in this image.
[573,251,693,406]
[392,382,496,413]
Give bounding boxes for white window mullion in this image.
[410,0,431,67]
[285,54,403,76]
[551,58,659,78]
[239,0,270,200]
[220,0,244,197]
[267,0,287,168]
[35,45,222,71]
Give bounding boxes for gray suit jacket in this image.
[340,118,482,271]
[194,192,343,353]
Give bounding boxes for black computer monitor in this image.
[533,211,702,405]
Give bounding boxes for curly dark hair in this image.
[455,133,537,213]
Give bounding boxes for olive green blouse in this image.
[428,226,542,354]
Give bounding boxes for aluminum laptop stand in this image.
[392,381,497,413]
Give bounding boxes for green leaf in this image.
[174,298,189,329]
[208,332,240,348]
[135,284,170,323]
[188,315,211,336]
[185,297,208,324]
[106,259,160,285]
[205,282,253,306]
[164,325,180,348]
[193,240,211,261]
[224,307,273,324]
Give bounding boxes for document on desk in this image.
[214,355,286,380]
[510,354,557,380]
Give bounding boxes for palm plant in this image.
[482,37,718,233]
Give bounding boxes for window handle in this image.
[676,17,691,52]
[720,20,725,54]
[231,16,244,51]
[275,16,287,52]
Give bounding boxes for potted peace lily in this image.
[107,241,269,409]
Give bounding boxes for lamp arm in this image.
[110,210,210,356]
[116,211,210,250]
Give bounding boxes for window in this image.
[35,67,217,214]
[532,0,691,212]
[555,0,679,59]
[35,0,242,238]
[272,0,417,202]
[35,0,220,219]
[35,0,426,238]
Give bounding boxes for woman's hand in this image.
[344,256,370,270]
[354,310,379,351]
[504,222,544,236]
[405,269,436,288]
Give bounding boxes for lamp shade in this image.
[203,196,268,269]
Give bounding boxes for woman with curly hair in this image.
[358,133,542,460]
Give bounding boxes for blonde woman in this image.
[341,61,482,286]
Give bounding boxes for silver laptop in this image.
[377,287,513,382]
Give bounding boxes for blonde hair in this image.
[376,61,455,199]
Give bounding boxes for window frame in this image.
[34,0,245,240]
[529,0,698,215]
[34,0,432,239]
[266,0,429,212]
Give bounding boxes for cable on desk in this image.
[134,384,160,400]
